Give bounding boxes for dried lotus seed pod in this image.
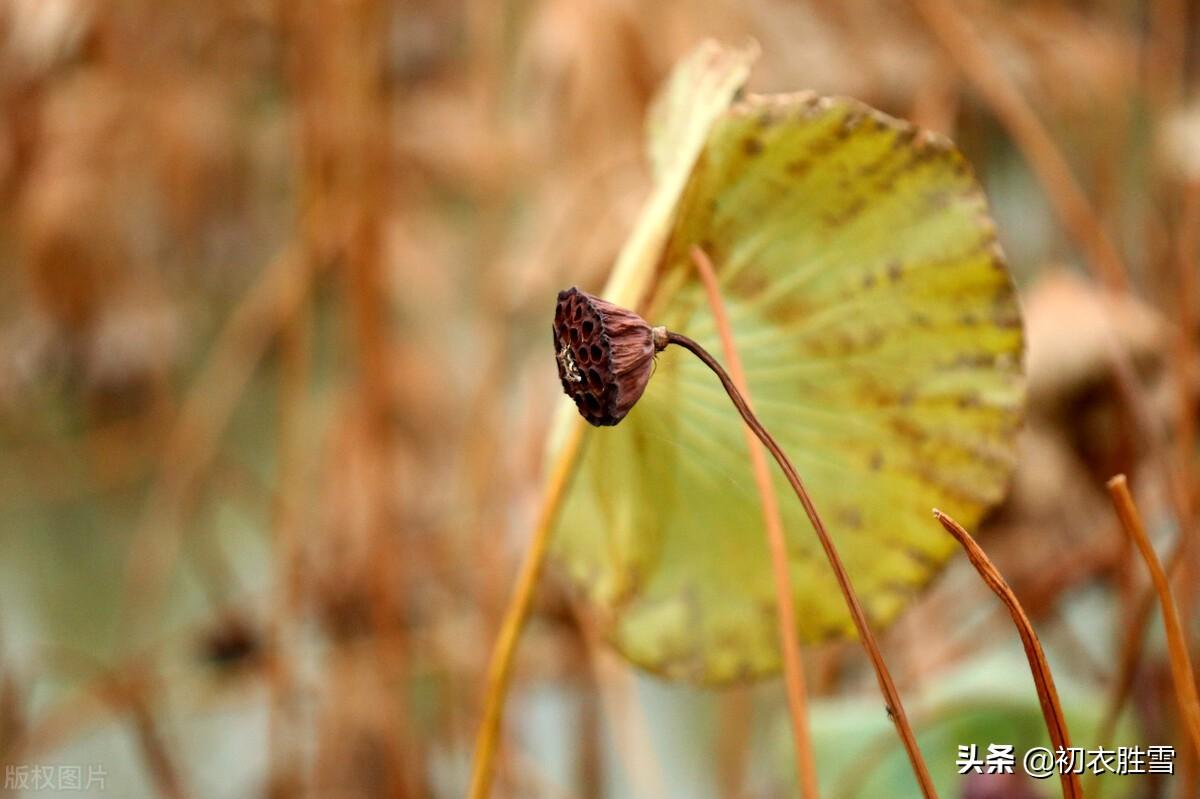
[552,287,666,426]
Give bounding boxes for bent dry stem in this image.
[471,291,937,798]
[690,245,819,799]
[665,331,937,798]
[1107,475,1200,759]
[934,510,1082,799]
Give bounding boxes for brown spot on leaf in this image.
[858,150,896,179]
[949,352,995,369]
[837,507,864,529]
[822,197,868,228]
[905,547,941,572]
[890,416,927,442]
[837,110,864,138]
[786,158,812,177]
[925,188,952,210]
[892,127,917,148]
[994,312,1022,329]
[730,270,767,297]
[881,581,916,602]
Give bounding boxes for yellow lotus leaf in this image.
[548,41,1024,685]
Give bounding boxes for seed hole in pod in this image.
[573,305,582,322]
[569,327,579,343]
[576,346,589,364]
[582,319,594,335]
[588,368,602,389]
[590,344,603,361]
[584,393,599,410]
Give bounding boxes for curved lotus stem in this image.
[666,330,938,798]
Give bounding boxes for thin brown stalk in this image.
[1176,189,1200,799]
[907,0,1127,292]
[118,244,313,646]
[835,698,1024,799]
[1147,0,1188,113]
[468,421,585,799]
[1092,545,1189,798]
[665,331,937,798]
[933,510,1082,799]
[124,675,188,799]
[1093,265,1197,744]
[1106,475,1200,758]
[34,660,191,799]
[690,246,819,799]
[582,623,668,799]
[267,282,312,794]
[717,689,754,799]
[574,641,602,799]
[911,4,1200,741]
[1095,267,1198,756]
[1173,181,1200,628]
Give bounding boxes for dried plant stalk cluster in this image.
[552,287,663,426]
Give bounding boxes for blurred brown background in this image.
[0,0,1198,797]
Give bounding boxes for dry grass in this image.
[0,1,1196,797]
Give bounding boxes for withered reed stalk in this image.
[690,246,820,799]
[933,510,1082,799]
[118,244,314,650]
[125,674,188,799]
[1172,181,1200,632]
[1094,186,1200,782]
[267,278,312,794]
[907,0,1127,292]
[1106,475,1200,759]
[1097,541,1185,752]
[468,423,584,799]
